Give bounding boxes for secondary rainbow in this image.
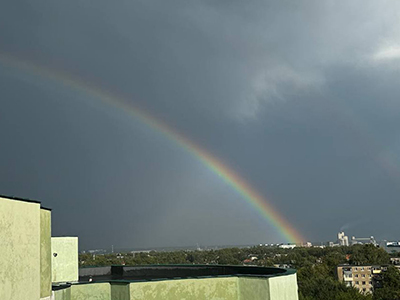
[0,52,305,243]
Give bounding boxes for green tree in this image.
[298,265,371,300]
[350,245,390,265]
[374,266,400,300]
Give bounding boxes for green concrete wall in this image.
[71,283,111,300]
[238,277,270,300]
[61,273,298,300]
[0,197,41,300]
[268,274,298,300]
[111,283,130,300]
[40,209,52,298]
[129,277,239,300]
[54,288,72,300]
[52,237,79,283]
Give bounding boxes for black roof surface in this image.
[78,265,296,283]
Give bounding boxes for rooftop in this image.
[76,264,294,283]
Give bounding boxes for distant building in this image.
[337,265,375,294]
[243,255,258,265]
[337,264,400,294]
[386,241,400,247]
[279,244,297,249]
[383,241,400,253]
[274,264,292,269]
[351,236,377,246]
[338,232,349,246]
[390,257,400,265]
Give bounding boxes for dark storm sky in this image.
[1,0,400,249]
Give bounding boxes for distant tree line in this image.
[79,244,400,300]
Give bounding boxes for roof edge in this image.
[0,194,41,204]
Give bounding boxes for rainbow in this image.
[0,52,305,243]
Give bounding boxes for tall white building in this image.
[338,231,349,246]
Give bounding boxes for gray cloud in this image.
[1,0,400,249]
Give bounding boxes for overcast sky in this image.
[1,0,400,250]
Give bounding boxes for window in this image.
[355,267,358,271]
[356,281,359,285]
[369,281,372,285]
[363,288,366,292]
[355,274,359,278]
[362,274,366,278]
[361,267,364,271]
[362,281,366,285]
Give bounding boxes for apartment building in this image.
[337,265,374,293]
[337,264,400,294]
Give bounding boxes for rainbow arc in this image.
[0,52,305,243]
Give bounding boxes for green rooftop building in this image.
[0,195,299,300]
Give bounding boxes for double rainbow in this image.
[0,52,305,243]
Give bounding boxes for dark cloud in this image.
[1,0,400,249]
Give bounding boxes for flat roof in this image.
[53,265,297,291]
[77,265,296,283]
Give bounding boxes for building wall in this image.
[54,288,71,300]
[238,277,270,300]
[268,274,299,300]
[0,197,41,300]
[54,284,115,300]
[129,277,239,300]
[71,283,111,300]
[238,275,299,300]
[52,274,299,300]
[351,266,373,293]
[52,237,79,283]
[40,209,52,298]
[111,283,130,300]
[337,266,344,282]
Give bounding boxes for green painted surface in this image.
[238,277,270,300]
[111,283,130,300]
[129,277,238,300]
[40,209,52,298]
[71,283,111,300]
[54,288,72,300]
[59,273,298,300]
[52,237,79,283]
[268,274,298,300]
[0,197,41,300]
